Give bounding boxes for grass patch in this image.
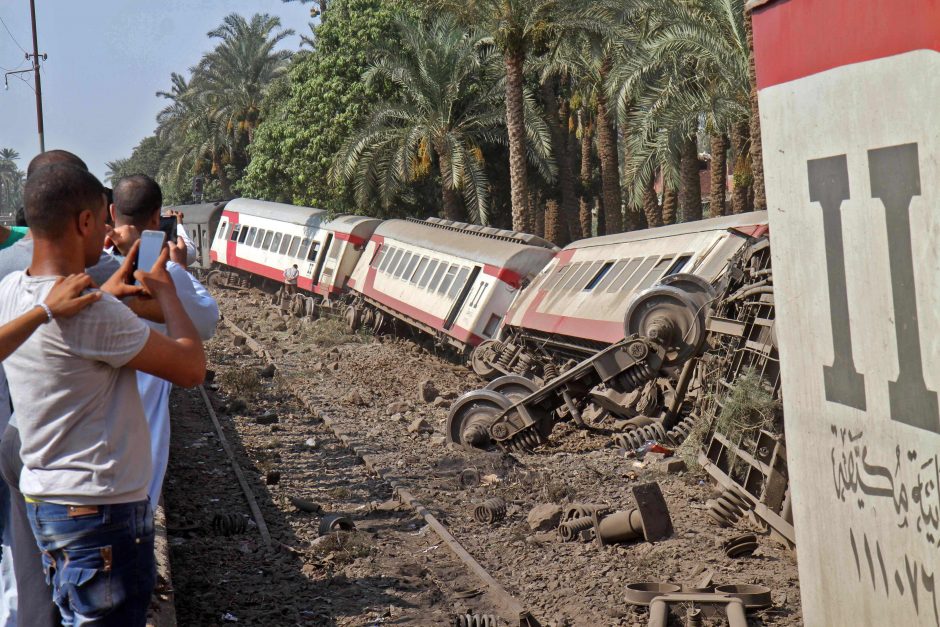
[310,531,373,567]
[300,317,370,348]
[218,367,263,399]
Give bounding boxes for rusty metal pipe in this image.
[647,595,747,627]
[595,509,643,544]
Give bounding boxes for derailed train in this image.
[174,196,771,449]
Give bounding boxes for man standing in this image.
[0,164,205,625]
[284,263,299,296]
[110,175,218,504]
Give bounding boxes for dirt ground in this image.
[165,287,803,626]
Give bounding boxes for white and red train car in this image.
[346,218,557,350]
[209,198,380,298]
[473,212,769,378]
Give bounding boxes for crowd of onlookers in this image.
[0,149,218,626]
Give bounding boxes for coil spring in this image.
[211,513,247,537]
[453,614,498,627]
[514,353,533,374]
[496,346,514,369]
[705,488,751,527]
[618,362,656,391]
[473,498,507,524]
[557,515,594,541]
[665,415,696,445]
[542,361,559,381]
[614,422,668,450]
[505,428,546,453]
[562,503,602,522]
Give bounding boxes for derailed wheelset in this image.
[447,274,714,452]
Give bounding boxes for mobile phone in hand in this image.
[136,230,167,283]
[158,215,177,242]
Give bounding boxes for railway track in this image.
[219,316,540,626]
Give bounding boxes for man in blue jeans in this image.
[0,163,206,625]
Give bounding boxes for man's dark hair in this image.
[112,175,162,231]
[24,164,105,237]
[26,149,88,179]
[14,206,27,227]
[293,264,298,268]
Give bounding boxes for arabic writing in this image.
[830,425,940,547]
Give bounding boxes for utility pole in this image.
[28,0,45,153]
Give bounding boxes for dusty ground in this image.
[167,287,803,626]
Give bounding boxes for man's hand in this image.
[101,240,147,300]
[104,224,140,256]
[44,274,102,318]
[134,244,176,298]
[168,236,188,265]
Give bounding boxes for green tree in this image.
[332,17,502,222]
[239,0,410,211]
[0,149,24,220]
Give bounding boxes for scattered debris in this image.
[386,401,410,415]
[452,612,498,626]
[407,417,432,434]
[303,437,317,449]
[259,363,277,379]
[527,504,562,532]
[713,584,773,610]
[318,514,356,536]
[663,458,687,474]
[265,470,281,485]
[724,533,759,558]
[417,380,439,403]
[288,497,322,513]
[457,468,481,489]
[255,411,279,425]
[624,582,682,606]
[705,488,751,528]
[342,389,365,405]
[211,513,247,537]
[473,498,507,524]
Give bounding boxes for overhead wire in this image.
[0,14,28,55]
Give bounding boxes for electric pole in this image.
[28,0,45,153]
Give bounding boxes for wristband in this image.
[38,303,54,324]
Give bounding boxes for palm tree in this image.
[0,149,23,220]
[195,13,294,146]
[609,0,752,221]
[332,18,503,222]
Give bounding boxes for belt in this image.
[23,498,100,517]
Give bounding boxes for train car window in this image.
[269,233,282,252]
[595,259,630,291]
[394,252,413,278]
[572,261,603,291]
[634,256,674,292]
[584,261,615,290]
[438,264,459,294]
[606,258,644,293]
[217,221,228,240]
[229,224,241,242]
[370,245,386,268]
[403,255,421,282]
[245,227,257,246]
[448,267,471,299]
[428,262,447,292]
[385,248,403,274]
[483,314,501,338]
[252,229,266,248]
[238,227,251,244]
[411,257,429,284]
[471,283,488,307]
[618,257,659,293]
[278,235,292,255]
[288,236,301,258]
[261,230,273,249]
[379,247,397,272]
[299,238,312,258]
[418,260,438,288]
[539,264,570,292]
[556,262,587,292]
[665,254,692,276]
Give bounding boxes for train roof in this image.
[322,214,382,237]
[223,198,327,227]
[423,217,557,250]
[375,219,557,272]
[565,211,769,251]
[165,201,227,225]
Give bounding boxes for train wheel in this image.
[361,308,375,329]
[484,374,540,403]
[206,271,225,290]
[446,390,512,448]
[470,340,501,380]
[305,297,319,320]
[372,310,386,334]
[291,295,306,317]
[345,305,361,333]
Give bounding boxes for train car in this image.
[473,212,768,379]
[346,218,557,350]
[167,201,227,273]
[751,0,940,624]
[207,198,380,298]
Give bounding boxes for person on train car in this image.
[284,263,299,296]
[0,164,206,626]
[109,175,219,506]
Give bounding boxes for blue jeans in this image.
[26,500,155,627]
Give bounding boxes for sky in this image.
[0,0,313,181]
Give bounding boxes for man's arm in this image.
[167,262,218,341]
[124,247,205,387]
[175,219,198,267]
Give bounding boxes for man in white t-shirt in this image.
[284,263,299,296]
[0,163,206,626]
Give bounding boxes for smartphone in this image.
[158,215,177,242]
[136,230,167,281]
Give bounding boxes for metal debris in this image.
[723,533,759,558]
[452,613,498,626]
[318,514,355,536]
[473,498,507,524]
[211,513,247,537]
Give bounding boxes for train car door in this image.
[311,233,333,286]
[443,266,480,330]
